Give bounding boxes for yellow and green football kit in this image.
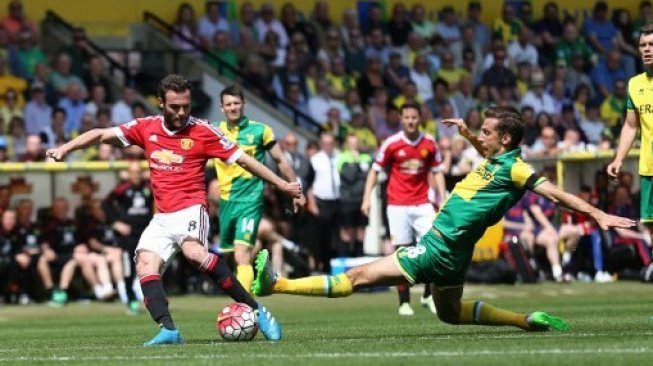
[395,148,546,286]
[626,72,653,221]
[214,117,275,250]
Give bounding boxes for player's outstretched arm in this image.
[441,118,484,156]
[46,128,120,161]
[607,110,639,179]
[360,168,379,217]
[236,153,301,198]
[533,180,636,230]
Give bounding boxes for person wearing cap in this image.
[23,81,51,135]
[519,72,555,115]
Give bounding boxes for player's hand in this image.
[441,118,470,135]
[606,160,622,180]
[113,221,132,236]
[594,211,636,230]
[360,199,371,217]
[46,147,68,162]
[281,181,302,198]
[292,193,307,214]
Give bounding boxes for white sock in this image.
[562,251,572,265]
[116,282,128,304]
[132,279,143,302]
[552,264,563,278]
[93,284,105,299]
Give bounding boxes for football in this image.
[216,302,258,341]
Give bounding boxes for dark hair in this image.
[400,102,421,117]
[52,107,67,117]
[640,23,653,39]
[157,74,192,102]
[220,84,245,103]
[483,106,524,149]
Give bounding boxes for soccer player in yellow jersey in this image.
[214,84,306,292]
[608,24,653,243]
[253,107,635,333]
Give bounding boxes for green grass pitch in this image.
[1,282,652,366]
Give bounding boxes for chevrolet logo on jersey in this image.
[150,149,184,164]
[180,138,194,150]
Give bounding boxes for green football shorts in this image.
[218,199,264,251]
[641,175,653,223]
[394,229,473,287]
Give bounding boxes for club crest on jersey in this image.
[150,149,184,164]
[246,134,255,144]
[180,138,194,150]
[420,148,429,158]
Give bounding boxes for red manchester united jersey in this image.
[373,131,442,205]
[113,116,243,213]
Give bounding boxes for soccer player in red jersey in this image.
[46,74,301,345]
[360,103,447,315]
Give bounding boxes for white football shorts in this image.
[136,204,210,271]
[386,203,435,246]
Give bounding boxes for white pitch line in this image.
[0,348,650,362]
[2,331,653,354]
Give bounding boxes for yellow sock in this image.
[236,265,254,294]
[459,301,529,329]
[273,273,353,298]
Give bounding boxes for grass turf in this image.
[1,282,652,365]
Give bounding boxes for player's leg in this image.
[232,201,264,293]
[252,248,407,297]
[182,240,282,339]
[386,204,414,314]
[412,204,437,314]
[434,285,569,331]
[135,216,183,346]
[184,204,281,340]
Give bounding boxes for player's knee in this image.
[234,245,251,264]
[346,267,365,290]
[436,308,460,324]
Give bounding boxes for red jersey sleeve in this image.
[200,122,243,163]
[113,119,145,147]
[373,139,393,171]
[430,140,443,172]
